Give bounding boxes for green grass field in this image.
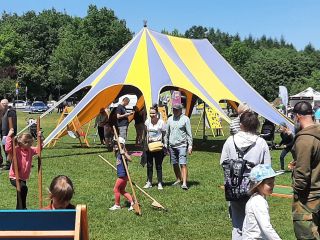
[0,111,295,239]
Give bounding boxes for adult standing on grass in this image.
[116,97,133,140]
[94,108,108,145]
[275,122,294,171]
[220,111,271,240]
[291,101,320,239]
[165,103,192,190]
[0,99,8,168]
[1,100,17,170]
[133,105,145,146]
[143,105,166,190]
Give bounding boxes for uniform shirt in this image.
[242,193,281,240]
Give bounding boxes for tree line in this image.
[0,5,319,102]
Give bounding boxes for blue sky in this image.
[1,0,319,50]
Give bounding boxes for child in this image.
[242,164,283,240]
[43,175,75,209]
[109,137,134,211]
[275,122,294,171]
[5,128,41,209]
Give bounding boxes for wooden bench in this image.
[0,204,89,240]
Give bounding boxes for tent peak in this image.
[143,20,147,28]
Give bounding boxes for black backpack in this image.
[222,137,254,201]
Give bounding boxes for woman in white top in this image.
[143,105,166,190]
[242,164,283,240]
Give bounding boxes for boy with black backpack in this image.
[220,111,271,240]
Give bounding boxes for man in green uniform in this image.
[292,101,320,239]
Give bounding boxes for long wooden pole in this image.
[8,117,23,209]
[37,117,43,208]
[98,155,166,210]
[112,126,141,215]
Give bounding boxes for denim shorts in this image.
[169,147,187,165]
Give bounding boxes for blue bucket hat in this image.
[249,164,283,184]
[249,164,284,193]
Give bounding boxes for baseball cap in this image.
[172,103,183,109]
[293,101,313,115]
[114,136,125,145]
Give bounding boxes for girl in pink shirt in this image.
[5,128,41,209]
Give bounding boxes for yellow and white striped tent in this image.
[44,27,292,145]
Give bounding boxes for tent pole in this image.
[202,103,206,141]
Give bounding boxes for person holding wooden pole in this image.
[5,125,42,209]
[109,136,135,212]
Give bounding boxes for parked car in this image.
[28,101,49,114]
[8,100,27,109]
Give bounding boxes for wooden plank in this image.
[0,230,75,237]
[80,205,89,240]
[74,205,81,240]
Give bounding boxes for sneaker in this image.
[109,205,121,211]
[128,202,135,211]
[181,184,188,190]
[143,182,152,189]
[158,183,163,190]
[172,180,181,186]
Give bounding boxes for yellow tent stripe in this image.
[168,36,239,103]
[91,30,142,87]
[147,30,229,122]
[124,30,152,111]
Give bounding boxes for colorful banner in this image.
[205,107,222,129]
[172,91,181,105]
[158,106,168,122]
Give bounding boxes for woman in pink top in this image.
[5,128,41,209]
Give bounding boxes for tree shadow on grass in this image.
[124,140,226,153]
[42,150,109,160]
[193,138,226,153]
[45,144,111,150]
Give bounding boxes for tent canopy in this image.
[290,87,320,100]
[289,87,320,107]
[44,27,292,146]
